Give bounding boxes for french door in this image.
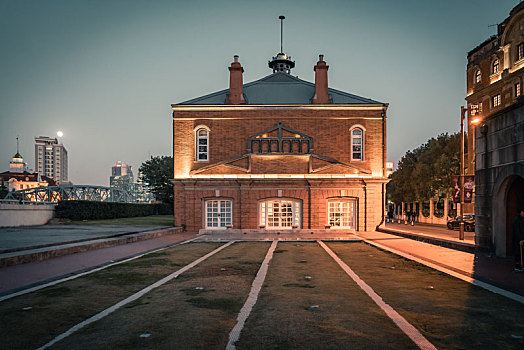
[260,199,301,229]
[205,199,232,229]
[328,199,356,229]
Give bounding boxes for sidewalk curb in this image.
[0,227,183,268]
[377,227,477,253]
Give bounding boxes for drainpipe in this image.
[361,179,367,231]
[306,179,311,229]
[375,107,387,230]
[376,183,385,231]
[235,179,242,229]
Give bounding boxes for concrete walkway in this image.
[0,231,195,295]
[356,230,524,297]
[0,225,166,252]
[379,222,475,252]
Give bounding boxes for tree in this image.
[388,133,462,204]
[139,156,174,207]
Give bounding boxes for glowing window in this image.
[351,128,364,161]
[492,94,501,107]
[515,82,521,97]
[492,59,500,74]
[474,69,481,84]
[516,43,524,61]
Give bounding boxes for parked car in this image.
[447,215,475,231]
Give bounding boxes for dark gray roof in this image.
[176,72,383,105]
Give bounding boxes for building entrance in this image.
[205,199,232,229]
[505,176,524,255]
[260,199,301,229]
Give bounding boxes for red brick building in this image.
[172,52,388,233]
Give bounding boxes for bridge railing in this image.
[2,185,134,203]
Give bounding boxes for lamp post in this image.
[459,106,481,240]
[460,106,467,240]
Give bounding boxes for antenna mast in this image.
[279,15,285,53]
[16,137,19,154]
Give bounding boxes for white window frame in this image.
[327,198,357,230]
[194,125,210,162]
[204,199,233,229]
[350,125,365,161]
[259,198,301,229]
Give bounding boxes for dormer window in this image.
[474,69,481,84]
[492,59,500,74]
[194,126,209,161]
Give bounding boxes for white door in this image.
[260,200,301,229]
[205,200,232,229]
[328,200,356,229]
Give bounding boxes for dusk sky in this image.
[0,0,519,186]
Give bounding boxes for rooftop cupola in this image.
[268,16,295,74]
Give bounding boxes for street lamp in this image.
[459,106,481,240]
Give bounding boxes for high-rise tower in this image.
[34,136,68,184]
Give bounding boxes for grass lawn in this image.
[2,241,523,349]
[0,242,222,350]
[51,242,270,350]
[63,215,174,226]
[327,242,524,350]
[236,242,417,349]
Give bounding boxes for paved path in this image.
[384,222,475,244]
[356,230,524,297]
[0,231,196,295]
[0,225,165,251]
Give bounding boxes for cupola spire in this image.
[268,15,295,74]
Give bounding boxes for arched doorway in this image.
[505,176,524,256]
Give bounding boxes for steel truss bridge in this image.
[3,185,133,203]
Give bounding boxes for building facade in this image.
[467,3,524,256]
[34,136,68,184]
[172,52,388,233]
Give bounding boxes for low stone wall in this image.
[0,202,55,227]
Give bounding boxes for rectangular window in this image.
[515,82,521,97]
[492,94,501,107]
[516,43,524,61]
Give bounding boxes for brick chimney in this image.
[312,54,331,104]
[226,55,245,104]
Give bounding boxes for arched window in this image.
[474,69,481,84]
[492,59,500,74]
[351,128,364,161]
[195,126,209,161]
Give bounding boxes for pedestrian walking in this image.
[512,208,524,271]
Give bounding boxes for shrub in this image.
[55,201,172,221]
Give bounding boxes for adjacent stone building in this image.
[172,50,388,233]
[467,3,524,256]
